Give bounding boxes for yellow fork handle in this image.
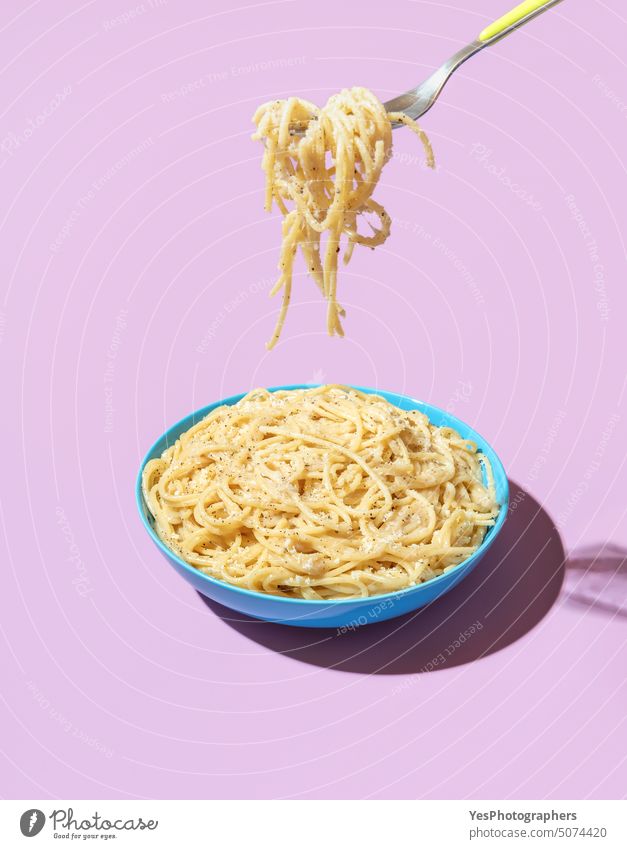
[478,0,562,43]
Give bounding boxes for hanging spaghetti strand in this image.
[252,87,435,349]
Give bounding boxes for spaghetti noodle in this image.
[142,386,499,600]
[252,87,435,349]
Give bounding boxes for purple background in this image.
[1,0,626,799]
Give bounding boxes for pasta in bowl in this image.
[137,385,508,628]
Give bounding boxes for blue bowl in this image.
[136,385,509,629]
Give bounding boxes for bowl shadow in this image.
[199,482,565,674]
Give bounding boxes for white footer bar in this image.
[1,800,625,847]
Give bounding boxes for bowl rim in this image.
[136,384,509,607]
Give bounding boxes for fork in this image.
[293,0,564,134]
[385,0,564,126]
